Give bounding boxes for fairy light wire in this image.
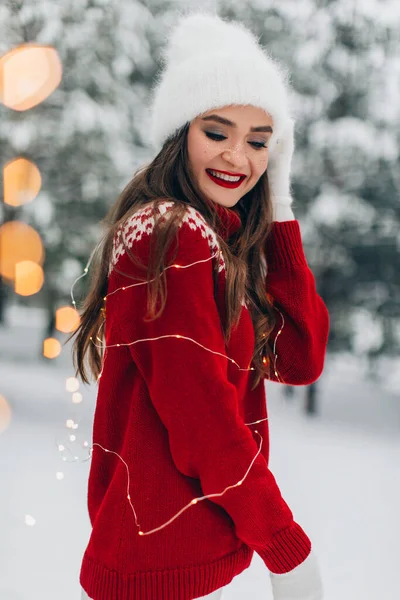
[70,239,104,309]
[62,220,286,536]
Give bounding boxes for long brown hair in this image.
[69,121,277,390]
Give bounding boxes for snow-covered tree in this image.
[0,0,161,333]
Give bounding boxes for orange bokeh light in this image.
[55,306,80,333]
[4,157,42,206]
[0,44,62,111]
[43,338,61,359]
[0,221,44,281]
[14,261,44,296]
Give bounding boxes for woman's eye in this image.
[204,131,267,149]
[204,131,226,142]
[250,141,268,149]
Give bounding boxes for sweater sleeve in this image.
[116,216,313,575]
[263,220,330,386]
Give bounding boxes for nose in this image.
[222,142,248,169]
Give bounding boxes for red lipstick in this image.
[206,169,246,189]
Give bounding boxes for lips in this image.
[206,169,246,189]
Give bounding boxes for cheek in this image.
[202,139,219,163]
[251,157,268,180]
[252,155,268,178]
[188,133,215,169]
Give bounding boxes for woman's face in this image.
[187,104,273,208]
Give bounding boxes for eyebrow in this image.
[201,114,273,133]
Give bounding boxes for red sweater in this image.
[80,200,330,600]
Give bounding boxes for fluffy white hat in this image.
[149,11,293,156]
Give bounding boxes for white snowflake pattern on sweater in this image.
[109,200,226,276]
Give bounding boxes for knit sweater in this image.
[80,200,330,600]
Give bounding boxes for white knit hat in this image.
[149,11,293,157]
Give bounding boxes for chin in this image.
[214,198,239,208]
[200,180,243,208]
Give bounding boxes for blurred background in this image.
[0,1,399,599]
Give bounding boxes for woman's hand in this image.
[267,118,296,222]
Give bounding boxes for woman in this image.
[73,11,330,600]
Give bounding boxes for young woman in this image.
[73,12,329,600]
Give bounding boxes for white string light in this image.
[61,230,286,535]
[55,421,267,535]
[90,250,285,383]
[70,240,103,309]
[105,249,221,298]
[91,334,255,372]
[95,429,265,536]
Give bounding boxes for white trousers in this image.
[81,587,223,599]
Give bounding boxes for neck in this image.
[213,202,242,239]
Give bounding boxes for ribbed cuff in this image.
[265,220,308,271]
[257,522,312,574]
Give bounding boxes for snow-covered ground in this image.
[0,306,399,600]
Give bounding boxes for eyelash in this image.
[204,131,268,149]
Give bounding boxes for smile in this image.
[206,169,246,189]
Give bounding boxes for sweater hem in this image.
[80,543,253,600]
